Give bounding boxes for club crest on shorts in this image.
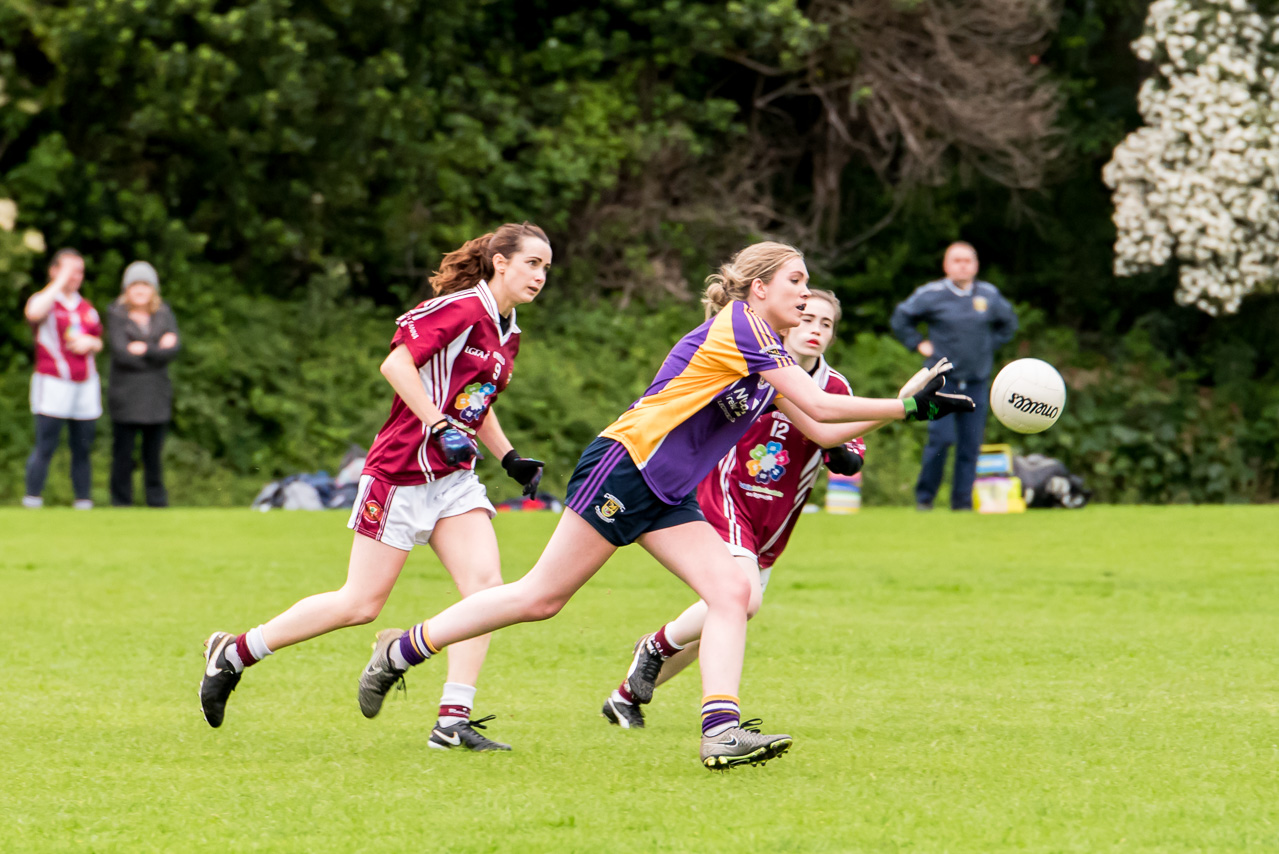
[362,500,384,524]
[594,493,626,523]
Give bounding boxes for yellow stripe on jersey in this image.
[601,308,749,467]
[746,310,793,369]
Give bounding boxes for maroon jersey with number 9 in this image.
[363,281,520,485]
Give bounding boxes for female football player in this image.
[600,291,952,728]
[355,241,974,769]
[200,223,551,752]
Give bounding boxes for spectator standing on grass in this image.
[23,248,103,509]
[107,261,180,507]
[891,241,1018,511]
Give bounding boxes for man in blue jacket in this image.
[891,242,1018,510]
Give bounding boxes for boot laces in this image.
[638,638,664,683]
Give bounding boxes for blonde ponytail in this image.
[702,241,804,319]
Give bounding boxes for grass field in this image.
[3,506,1277,852]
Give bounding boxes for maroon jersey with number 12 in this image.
[697,356,865,569]
[363,281,520,485]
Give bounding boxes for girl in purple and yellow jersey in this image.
[356,241,975,770]
[601,291,953,729]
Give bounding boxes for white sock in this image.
[610,689,633,707]
[438,682,477,727]
[246,626,274,661]
[388,639,409,671]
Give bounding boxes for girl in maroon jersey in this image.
[600,290,952,728]
[200,223,551,751]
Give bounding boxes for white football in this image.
[989,358,1066,434]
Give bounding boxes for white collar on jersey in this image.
[475,279,520,343]
[55,292,84,310]
[942,278,976,297]
[810,355,830,387]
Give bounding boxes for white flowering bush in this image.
[1103,0,1279,314]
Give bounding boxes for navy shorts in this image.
[564,437,705,547]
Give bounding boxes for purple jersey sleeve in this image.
[728,302,796,374]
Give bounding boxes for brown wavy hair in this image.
[805,288,842,323]
[429,222,550,296]
[701,241,804,319]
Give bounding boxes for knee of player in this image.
[340,594,385,626]
[524,594,566,622]
[710,573,751,612]
[746,591,763,621]
[463,568,504,594]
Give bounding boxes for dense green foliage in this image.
[2,0,1277,505]
[5,506,1279,850]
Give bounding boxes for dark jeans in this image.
[25,415,96,501]
[110,422,168,507]
[916,379,989,510]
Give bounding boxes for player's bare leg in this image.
[361,509,615,717]
[636,525,790,769]
[606,555,760,720]
[655,641,699,687]
[263,536,409,649]
[202,535,409,728]
[424,509,510,751]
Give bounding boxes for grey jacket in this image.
[107,302,180,424]
[890,278,1018,383]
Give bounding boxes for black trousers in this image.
[110,422,168,507]
[26,415,97,501]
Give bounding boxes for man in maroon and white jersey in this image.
[603,290,896,728]
[23,249,103,509]
[200,223,551,753]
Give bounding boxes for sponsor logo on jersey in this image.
[464,346,490,359]
[362,500,384,524]
[746,441,789,484]
[595,493,626,523]
[738,482,784,499]
[716,385,753,422]
[406,321,420,339]
[973,296,988,313]
[455,381,497,422]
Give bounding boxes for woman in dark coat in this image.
[107,261,180,507]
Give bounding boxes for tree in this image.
[1104,0,1279,315]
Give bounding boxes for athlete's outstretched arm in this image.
[762,364,906,423]
[779,357,959,445]
[380,344,448,426]
[774,399,883,449]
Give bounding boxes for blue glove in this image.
[430,419,477,465]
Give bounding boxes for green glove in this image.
[903,375,976,421]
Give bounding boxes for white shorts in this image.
[346,470,495,552]
[719,541,772,593]
[30,373,102,420]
